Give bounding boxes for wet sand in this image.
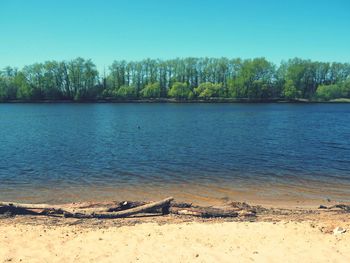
[2,179,350,209]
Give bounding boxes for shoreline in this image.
[2,180,350,210]
[1,195,345,210]
[1,200,349,262]
[1,98,350,103]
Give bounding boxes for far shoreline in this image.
[1,98,350,104]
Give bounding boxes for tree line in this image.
[1,57,349,102]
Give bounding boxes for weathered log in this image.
[171,202,193,208]
[0,201,135,214]
[0,205,41,216]
[319,204,350,212]
[0,201,98,213]
[0,201,69,215]
[0,201,60,210]
[106,201,147,212]
[332,204,350,212]
[0,198,249,219]
[64,197,174,219]
[0,198,172,218]
[170,207,239,218]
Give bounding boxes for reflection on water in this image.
[0,103,349,204]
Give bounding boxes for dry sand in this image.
[1,217,349,263]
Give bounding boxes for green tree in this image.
[15,72,32,100]
[0,76,7,101]
[140,82,161,98]
[283,79,300,99]
[1,57,350,102]
[227,58,276,99]
[194,82,224,98]
[315,81,350,101]
[0,67,20,100]
[168,82,193,99]
[315,84,341,101]
[114,85,137,98]
[278,58,335,99]
[68,58,99,100]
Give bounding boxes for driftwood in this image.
[319,204,350,212]
[0,197,256,219]
[168,201,263,218]
[170,207,238,218]
[0,201,68,216]
[0,201,59,209]
[0,200,157,215]
[0,197,174,219]
[107,201,146,212]
[63,197,174,219]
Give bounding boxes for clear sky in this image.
[1,0,349,70]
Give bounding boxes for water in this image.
[0,103,349,204]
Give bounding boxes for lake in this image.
[0,103,349,205]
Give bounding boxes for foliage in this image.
[140,82,161,98]
[0,57,350,101]
[168,82,193,99]
[283,79,300,99]
[227,58,276,99]
[194,82,224,98]
[315,81,350,101]
[114,85,137,98]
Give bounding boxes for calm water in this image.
[0,103,350,204]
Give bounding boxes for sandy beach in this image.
[1,204,349,263]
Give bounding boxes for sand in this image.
[1,219,349,263]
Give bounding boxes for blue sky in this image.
[0,0,349,70]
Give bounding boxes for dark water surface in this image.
[0,103,349,204]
